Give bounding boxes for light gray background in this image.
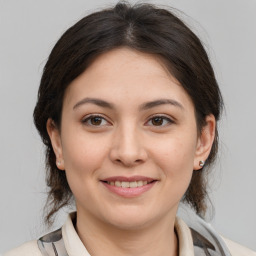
[0,0,255,253]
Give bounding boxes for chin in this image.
[100,206,162,231]
[107,216,152,231]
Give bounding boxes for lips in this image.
[106,180,149,188]
[102,175,155,182]
[100,176,157,197]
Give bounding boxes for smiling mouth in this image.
[103,180,154,188]
[100,177,157,197]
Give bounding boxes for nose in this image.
[109,124,148,167]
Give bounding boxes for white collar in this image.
[62,213,194,256]
[175,217,194,256]
[62,212,91,256]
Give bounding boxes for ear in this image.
[194,114,216,170]
[46,118,65,170]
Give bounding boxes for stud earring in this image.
[199,160,205,167]
[57,160,61,166]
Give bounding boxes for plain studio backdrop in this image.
[0,0,255,253]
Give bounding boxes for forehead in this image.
[82,48,176,85]
[63,48,193,109]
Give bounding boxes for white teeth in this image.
[137,181,143,187]
[121,181,129,188]
[115,181,121,187]
[129,181,137,188]
[107,180,151,188]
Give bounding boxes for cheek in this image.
[151,134,197,194]
[62,126,108,168]
[153,136,196,171]
[60,132,108,189]
[61,137,109,208]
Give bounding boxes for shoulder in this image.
[222,237,256,256]
[3,240,42,256]
[177,206,256,256]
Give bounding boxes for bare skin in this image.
[47,48,215,256]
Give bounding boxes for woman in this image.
[4,2,256,256]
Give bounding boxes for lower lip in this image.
[101,181,156,198]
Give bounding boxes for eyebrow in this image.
[73,98,114,110]
[73,97,184,111]
[139,99,184,111]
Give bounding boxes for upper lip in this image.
[101,176,157,182]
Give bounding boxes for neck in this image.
[76,211,178,256]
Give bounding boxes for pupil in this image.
[152,117,163,126]
[91,117,102,125]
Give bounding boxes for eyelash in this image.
[81,114,174,127]
[145,115,174,127]
[82,114,110,127]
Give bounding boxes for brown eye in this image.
[146,115,174,127]
[82,115,109,127]
[152,117,164,126]
[91,116,103,125]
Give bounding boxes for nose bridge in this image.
[120,122,138,150]
[110,120,147,166]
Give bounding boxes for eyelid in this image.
[145,114,175,127]
[81,114,111,126]
[81,113,175,127]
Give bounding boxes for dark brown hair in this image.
[33,1,223,225]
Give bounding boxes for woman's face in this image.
[48,48,214,230]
